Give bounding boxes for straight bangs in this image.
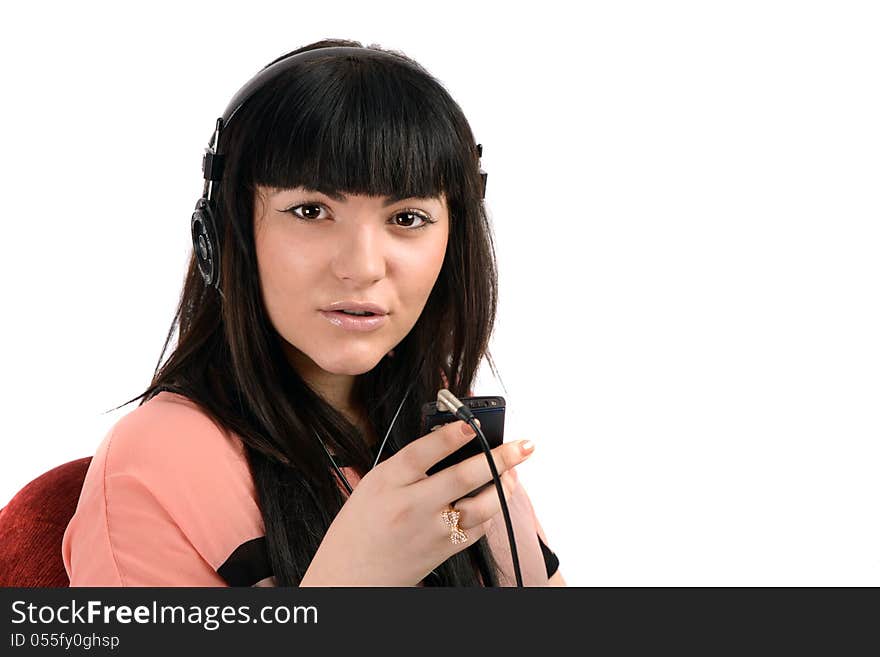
[243,56,468,207]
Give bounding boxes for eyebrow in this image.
[275,186,438,207]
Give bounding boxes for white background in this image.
[1,1,878,586]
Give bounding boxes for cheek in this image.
[398,233,448,303]
[255,229,315,321]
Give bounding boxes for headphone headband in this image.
[221,47,396,136]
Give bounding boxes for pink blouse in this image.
[62,391,558,586]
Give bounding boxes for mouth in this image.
[319,310,389,332]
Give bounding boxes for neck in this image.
[282,343,380,449]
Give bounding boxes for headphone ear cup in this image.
[191,198,221,288]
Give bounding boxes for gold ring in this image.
[441,505,469,544]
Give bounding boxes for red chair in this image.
[0,457,92,587]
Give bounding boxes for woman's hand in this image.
[300,419,534,586]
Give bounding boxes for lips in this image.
[322,301,389,315]
[319,310,389,332]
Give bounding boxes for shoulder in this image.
[99,390,263,542]
[100,391,253,503]
[63,391,265,585]
[107,391,245,473]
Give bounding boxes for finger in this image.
[387,418,481,486]
[437,519,491,560]
[449,469,519,532]
[414,438,533,505]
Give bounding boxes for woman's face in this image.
[253,184,450,383]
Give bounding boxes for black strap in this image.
[537,534,559,578]
[217,536,273,586]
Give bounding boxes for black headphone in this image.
[190,46,488,295]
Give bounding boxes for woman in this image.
[62,38,565,587]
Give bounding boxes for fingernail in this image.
[461,420,477,437]
[520,440,534,455]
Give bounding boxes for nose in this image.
[331,222,387,285]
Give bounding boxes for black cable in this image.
[443,397,523,588]
[318,337,434,495]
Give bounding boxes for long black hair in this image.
[110,38,502,586]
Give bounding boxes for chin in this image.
[314,348,385,375]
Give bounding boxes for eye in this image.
[392,210,436,230]
[286,203,329,221]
